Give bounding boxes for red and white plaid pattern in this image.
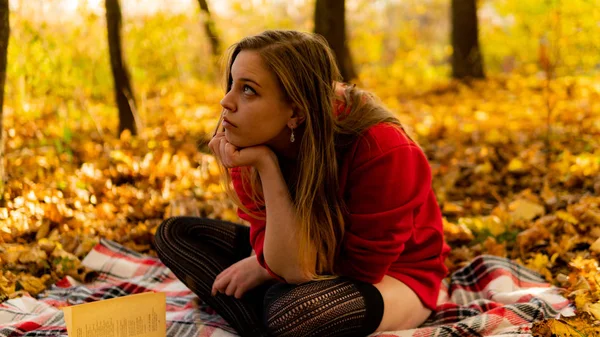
[0,240,574,337]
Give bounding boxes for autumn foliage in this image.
[2,1,600,334]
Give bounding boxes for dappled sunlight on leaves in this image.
[0,97,234,299]
[1,74,600,329]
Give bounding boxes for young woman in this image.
[154,30,450,337]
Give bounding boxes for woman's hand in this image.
[211,255,273,299]
[208,132,274,169]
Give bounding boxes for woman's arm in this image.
[208,133,311,283]
[256,154,313,284]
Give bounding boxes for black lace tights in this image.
[154,217,384,337]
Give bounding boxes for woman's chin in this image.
[224,134,248,148]
[224,132,237,145]
[225,132,267,148]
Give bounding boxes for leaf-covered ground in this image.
[1,76,599,333]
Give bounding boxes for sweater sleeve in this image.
[231,167,285,282]
[336,137,434,284]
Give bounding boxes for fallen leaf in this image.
[591,238,600,253]
[509,199,545,221]
[585,301,600,320]
[557,210,580,225]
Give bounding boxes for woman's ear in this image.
[289,106,306,127]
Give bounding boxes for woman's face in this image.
[220,50,295,149]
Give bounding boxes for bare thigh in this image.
[373,275,432,332]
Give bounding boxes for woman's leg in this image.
[154,216,270,337]
[263,277,384,337]
[373,275,431,332]
[374,275,431,332]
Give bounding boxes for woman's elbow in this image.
[263,248,314,284]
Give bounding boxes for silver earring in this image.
[290,126,295,143]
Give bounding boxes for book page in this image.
[62,292,166,337]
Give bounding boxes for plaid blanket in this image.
[0,239,574,337]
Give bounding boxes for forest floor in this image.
[1,75,599,334]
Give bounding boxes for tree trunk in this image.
[314,0,356,81]
[197,0,220,57]
[105,0,138,136]
[451,0,485,79]
[0,0,8,198]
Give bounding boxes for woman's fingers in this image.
[212,277,228,296]
[219,138,238,168]
[233,284,247,299]
[208,132,224,150]
[211,257,261,299]
[209,132,245,168]
[224,142,237,160]
[218,142,226,167]
[209,133,227,164]
[213,268,227,286]
[211,277,221,296]
[208,136,219,157]
[212,268,232,296]
[224,277,238,296]
[212,267,245,298]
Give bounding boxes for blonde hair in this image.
[215,30,408,279]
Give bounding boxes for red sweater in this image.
[231,111,450,311]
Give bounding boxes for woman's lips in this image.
[223,117,237,128]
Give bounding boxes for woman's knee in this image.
[262,283,300,336]
[262,279,384,337]
[153,216,194,254]
[154,217,177,243]
[155,216,208,239]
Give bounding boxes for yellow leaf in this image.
[526,253,552,281]
[486,216,506,236]
[509,199,545,221]
[585,301,600,320]
[37,238,56,254]
[485,128,507,144]
[475,161,493,174]
[483,237,506,257]
[507,158,526,173]
[443,218,474,243]
[541,183,557,205]
[556,210,579,224]
[109,150,133,168]
[589,238,600,254]
[16,274,51,297]
[222,209,238,222]
[458,216,505,237]
[533,318,587,337]
[443,202,464,215]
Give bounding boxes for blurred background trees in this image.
[314,0,356,81]
[2,0,600,118]
[196,0,220,58]
[451,0,485,79]
[105,0,138,136]
[6,0,597,103]
[2,0,599,139]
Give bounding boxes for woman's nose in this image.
[220,92,236,112]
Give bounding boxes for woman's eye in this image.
[243,85,256,95]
